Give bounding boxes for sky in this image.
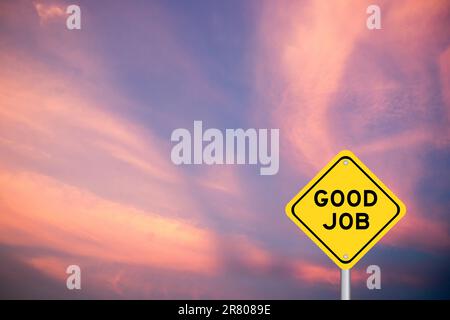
[0,0,449,299]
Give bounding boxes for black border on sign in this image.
[291,156,401,265]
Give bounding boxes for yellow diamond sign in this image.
[286,150,406,269]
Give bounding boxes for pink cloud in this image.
[0,36,209,218]
[292,261,425,288]
[0,26,224,282]
[0,170,219,274]
[292,262,340,285]
[27,256,69,282]
[253,0,450,256]
[33,2,66,24]
[0,0,447,298]
[439,46,450,123]
[0,22,263,294]
[254,0,450,174]
[254,1,370,173]
[382,212,450,252]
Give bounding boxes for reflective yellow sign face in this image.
[286,150,406,269]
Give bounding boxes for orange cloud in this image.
[292,262,339,285]
[0,170,218,274]
[27,256,69,282]
[0,27,220,281]
[0,41,207,218]
[34,2,66,24]
[0,16,261,289]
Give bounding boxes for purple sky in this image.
[0,0,449,299]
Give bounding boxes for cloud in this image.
[0,170,218,274]
[0,16,222,285]
[0,34,205,217]
[383,213,450,251]
[439,46,450,122]
[254,0,369,172]
[0,0,449,298]
[254,0,450,255]
[292,262,340,285]
[0,11,270,296]
[33,2,66,24]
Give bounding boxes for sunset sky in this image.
[0,0,449,299]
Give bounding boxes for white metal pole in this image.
[341,269,351,300]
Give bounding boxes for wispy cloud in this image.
[254,0,450,255]
[33,2,66,24]
[0,0,448,298]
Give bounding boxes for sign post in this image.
[341,269,350,300]
[285,150,406,299]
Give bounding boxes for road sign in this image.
[285,150,406,269]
